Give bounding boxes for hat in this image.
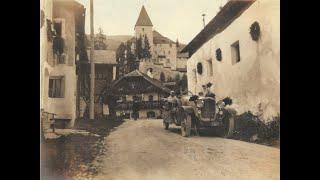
[207,82,213,88]
[202,85,206,88]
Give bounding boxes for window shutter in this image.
[49,79,53,97]
[61,77,65,97]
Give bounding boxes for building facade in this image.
[80,50,117,118]
[110,70,170,119]
[182,0,280,121]
[41,0,86,128]
[132,6,188,81]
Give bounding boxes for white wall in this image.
[187,0,280,121]
[41,3,78,127]
[153,43,177,70]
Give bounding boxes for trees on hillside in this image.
[143,36,152,59]
[94,27,107,50]
[160,72,165,82]
[116,34,153,78]
[116,42,126,78]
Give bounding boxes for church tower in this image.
[134,6,154,54]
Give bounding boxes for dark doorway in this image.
[147,111,156,118]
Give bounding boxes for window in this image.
[49,76,64,98]
[54,22,62,37]
[56,53,65,64]
[148,95,154,102]
[207,59,213,76]
[142,28,144,32]
[231,41,240,64]
[168,50,170,55]
[197,62,203,75]
[133,95,142,101]
[216,48,222,61]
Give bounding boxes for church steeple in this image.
[135,6,153,27]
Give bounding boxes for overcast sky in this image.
[76,0,227,44]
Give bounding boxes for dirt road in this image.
[93,119,279,180]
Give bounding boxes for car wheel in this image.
[181,114,192,137]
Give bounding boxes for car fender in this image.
[181,106,195,115]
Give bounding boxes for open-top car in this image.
[161,94,235,137]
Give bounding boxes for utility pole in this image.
[89,0,95,120]
[202,14,206,28]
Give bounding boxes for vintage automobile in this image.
[161,94,235,137]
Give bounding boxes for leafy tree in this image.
[126,42,137,72]
[116,42,126,78]
[94,27,107,50]
[143,36,152,59]
[160,72,166,82]
[135,36,143,59]
[176,39,180,47]
[174,74,181,84]
[167,76,173,82]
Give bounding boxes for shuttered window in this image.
[49,76,65,98]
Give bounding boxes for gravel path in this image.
[92,119,279,180]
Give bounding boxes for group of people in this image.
[200,82,215,98]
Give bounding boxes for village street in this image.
[90,119,280,180]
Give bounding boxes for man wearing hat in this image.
[205,82,215,98]
[167,91,178,123]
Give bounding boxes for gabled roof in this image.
[181,0,256,57]
[135,6,153,27]
[112,70,171,93]
[153,30,175,44]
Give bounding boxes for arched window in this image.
[197,62,203,75]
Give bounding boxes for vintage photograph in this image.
[40,0,280,179]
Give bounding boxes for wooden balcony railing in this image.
[114,101,161,110]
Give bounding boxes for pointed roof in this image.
[153,30,175,44]
[135,6,153,27]
[111,70,171,94]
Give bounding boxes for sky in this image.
[76,0,228,44]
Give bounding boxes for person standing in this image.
[132,100,140,120]
[167,91,178,123]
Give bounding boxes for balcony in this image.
[114,101,161,110]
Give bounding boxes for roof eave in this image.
[181,0,256,57]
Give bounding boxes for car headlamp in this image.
[197,100,204,108]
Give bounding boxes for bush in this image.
[232,111,280,144]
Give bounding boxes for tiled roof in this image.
[135,6,153,27]
[112,70,171,93]
[153,30,175,44]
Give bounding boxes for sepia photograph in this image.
[40,0,280,179]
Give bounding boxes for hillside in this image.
[86,34,133,51]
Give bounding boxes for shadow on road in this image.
[166,126,221,137]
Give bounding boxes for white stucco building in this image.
[40,0,86,128]
[182,0,280,121]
